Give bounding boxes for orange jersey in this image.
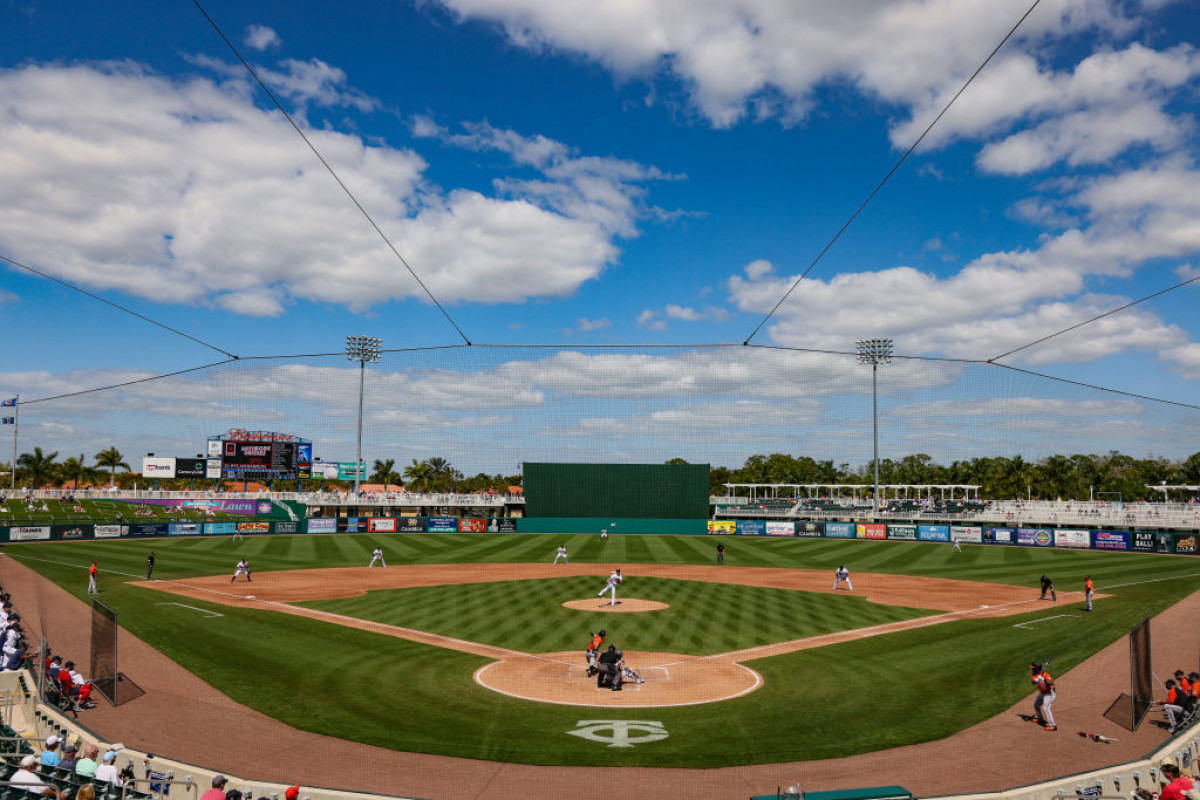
[1168,686,1185,705]
[1032,671,1054,693]
[587,634,603,652]
[1085,578,1093,592]
[89,564,98,577]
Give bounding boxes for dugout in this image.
[523,462,710,522]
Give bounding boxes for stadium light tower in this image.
[346,335,382,497]
[856,338,893,515]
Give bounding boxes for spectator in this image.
[9,754,51,794]
[201,775,229,800]
[1159,760,1194,800]
[58,743,79,772]
[286,786,300,800]
[94,751,122,786]
[76,743,100,778]
[76,786,95,800]
[39,735,61,767]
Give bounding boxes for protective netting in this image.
[1130,615,1153,729]
[16,345,1200,476]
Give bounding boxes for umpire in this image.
[597,644,624,691]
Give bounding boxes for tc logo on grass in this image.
[567,720,669,748]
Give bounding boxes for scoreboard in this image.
[221,441,299,479]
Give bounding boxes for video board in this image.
[221,441,298,479]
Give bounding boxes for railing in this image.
[122,777,198,800]
[1,489,524,507]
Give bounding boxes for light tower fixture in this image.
[856,338,893,516]
[346,336,382,497]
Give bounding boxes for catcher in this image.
[585,629,606,677]
[620,657,646,685]
[597,568,622,606]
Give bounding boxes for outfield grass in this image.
[4,533,1200,767]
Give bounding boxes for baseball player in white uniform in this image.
[597,568,622,605]
[369,546,386,568]
[600,528,609,541]
[833,564,852,591]
[231,558,251,583]
[554,545,569,564]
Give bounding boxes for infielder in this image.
[600,528,609,541]
[231,558,251,583]
[554,545,569,564]
[369,546,386,568]
[1030,661,1056,730]
[833,564,852,591]
[597,568,622,606]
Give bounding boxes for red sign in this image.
[458,519,487,532]
[856,523,886,540]
[223,429,299,442]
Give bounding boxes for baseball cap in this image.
[1162,759,1179,770]
[285,786,300,800]
[20,755,36,768]
[46,735,61,746]
[103,752,116,763]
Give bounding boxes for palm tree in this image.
[94,446,130,487]
[17,447,59,488]
[369,458,402,487]
[58,455,101,489]
[403,459,433,492]
[424,457,455,491]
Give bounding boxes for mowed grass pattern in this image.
[301,576,936,655]
[5,533,1200,766]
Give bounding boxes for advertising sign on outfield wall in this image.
[1054,529,1091,549]
[11,526,51,541]
[275,521,297,534]
[493,519,518,532]
[887,524,918,540]
[1017,528,1054,547]
[950,526,983,543]
[336,517,369,533]
[1092,530,1131,551]
[857,523,886,540]
[174,458,207,479]
[94,524,127,539]
[458,519,487,532]
[736,520,766,536]
[369,518,398,532]
[1175,534,1198,555]
[1131,531,1172,553]
[130,523,169,537]
[53,525,88,540]
[917,525,950,542]
[397,517,424,533]
[825,522,856,539]
[427,517,457,532]
[306,518,336,533]
[793,521,823,537]
[205,522,238,535]
[142,457,176,478]
[169,523,201,536]
[984,527,1015,544]
[767,521,796,536]
[237,522,270,533]
[707,520,736,535]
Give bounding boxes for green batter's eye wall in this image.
[522,462,710,519]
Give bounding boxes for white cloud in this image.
[0,289,17,305]
[0,61,666,315]
[636,309,666,330]
[577,317,611,332]
[258,59,380,112]
[244,25,282,52]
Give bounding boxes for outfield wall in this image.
[0,517,1192,554]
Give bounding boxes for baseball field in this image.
[3,532,1199,772]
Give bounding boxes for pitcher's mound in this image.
[562,598,669,612]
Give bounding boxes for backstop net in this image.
[89,599,119,705]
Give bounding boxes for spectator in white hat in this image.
[39,735,61,767]
[9,754,50,793]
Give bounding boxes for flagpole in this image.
[9,396,17,490]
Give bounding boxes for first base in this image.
[246,595,256,600]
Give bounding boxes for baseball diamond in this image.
[1,531,1198,800]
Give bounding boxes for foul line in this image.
[156,602,224,618]
[1013,614,1073,630]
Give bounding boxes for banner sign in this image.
[52,525,88,540]
[337,462,366,481]
[313,463,341,480]
[206,459,222,479]
[133,499,261,515]
[130,523,169,537]
[207,440,223,457]
[984,527,1015,544]
[94,524,127,539]
[458,518,487,532]
[736,520,766,536]
[768,521,797,536]
[887,524,918,541]
[918,525,950,542]
[237,521,269,533]
[397,517,425,533]
[274,521,297,534]
[297,443,312,479]
[1017,528,1054,547]
[825,522,856,539]
[1054,529,1091,549]
[857,523,886,540]
[950,526,983,543]
[306,518,337,533]
[428,517,457,533]
[1131,531,1172,554]
[205,522,238,535]
[142,457,176,478]
[1175,534,1199,555]
[707,520,736,535]
[1091,530,1130,551]
[174,458,207,478]
[492,518,518,533]
[793,521,824,537]
[335,517,368,533]
[369,518,397,532]
[169,523,201,536]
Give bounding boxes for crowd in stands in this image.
[1159,669,1200,733]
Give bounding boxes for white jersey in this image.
[235,560,249,575]
[606,571,622,588]
[835,567,849,581]
[373,548,383,558]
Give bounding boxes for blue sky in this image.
[2,0,1200,472]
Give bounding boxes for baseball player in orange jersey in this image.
[597,568,622,606]
[1084,575,1094,612]
[585,629,606,677]
[1031,662,1057,730]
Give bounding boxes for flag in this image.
[1,417,12,424]
[0,397,15,407]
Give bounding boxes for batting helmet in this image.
[1030,662,1042,670]
[599,629,607,637]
